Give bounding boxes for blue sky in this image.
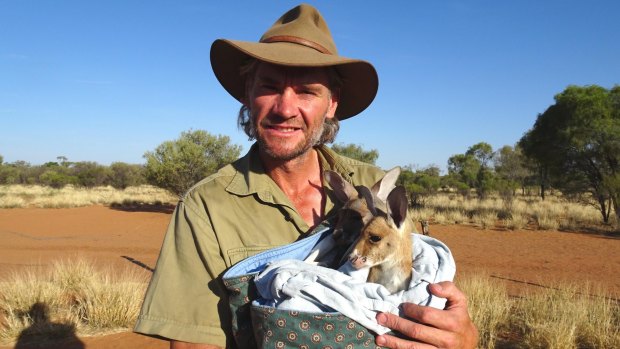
[1,1,619,172]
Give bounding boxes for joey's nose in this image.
[349,254,367,269]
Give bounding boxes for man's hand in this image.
[375,281,478,349]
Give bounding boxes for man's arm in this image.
[170,340,223,349]
[375,281,479,349]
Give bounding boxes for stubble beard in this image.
[254,115,326,162]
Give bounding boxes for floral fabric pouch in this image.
[222,223,455,349]
[222,224,383,349]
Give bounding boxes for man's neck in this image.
[260,147,325,228]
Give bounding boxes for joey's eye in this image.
[369,235,381,243]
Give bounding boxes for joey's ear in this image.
[386,186,408,229]
[324,170,357,203]
[371,167,401,203]
[357,185,377,217]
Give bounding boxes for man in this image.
[135,4,478,349]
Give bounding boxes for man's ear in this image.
[326,89,340,119]
[241,73,255,107]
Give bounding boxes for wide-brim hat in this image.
[210,3,378,120]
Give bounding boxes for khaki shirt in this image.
[134,144,385,347]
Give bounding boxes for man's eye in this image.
[261,84,277,91]
[300,89,318,96]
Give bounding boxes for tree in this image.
[520,85,620,226]
[108,162,146,189]
[0,157,21,185]
[466,142,494,168]
[447,142,496,197]
[447,153,479,189]
[494,145,532,195]
[5,160,36,184]
[144,129,242,196]
[331,143,379,165]
[56,156,71,167]
[398,165,441,207]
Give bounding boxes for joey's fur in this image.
[349,186,412,293]
[324,167,400,248]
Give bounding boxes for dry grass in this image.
[418,192,616,232]
[1,259,617,348]
[458,274,510,349]
[459,274,620,349]
[0,259,150,345]
[0,184,177,209]
[3,185,613,233]
[505,214,529,230]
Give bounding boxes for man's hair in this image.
[237,59,341,144]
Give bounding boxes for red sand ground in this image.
[1,205,619,348]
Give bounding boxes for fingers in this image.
[428,281,468,309]
[376,312,445,348]
[402,303,454,329]
[375,282,479,349]
[375,333,435,349]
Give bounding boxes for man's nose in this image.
[272,87,298,118]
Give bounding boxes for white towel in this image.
[253,234,456,334]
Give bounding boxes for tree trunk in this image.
[612,196,620,231]
[539,167,546,201]
[595,195,611,224]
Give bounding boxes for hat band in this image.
[261,35,332,54]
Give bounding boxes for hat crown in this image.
[260,4,337,55]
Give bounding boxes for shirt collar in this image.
[225,143,357,202]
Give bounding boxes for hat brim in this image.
[210,39,378,120]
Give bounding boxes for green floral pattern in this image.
[224,273,385,349]
[252,306,383,349]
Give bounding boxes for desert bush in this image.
[38,169,77,188]
[144,129,241,195]
[331,143,379,165]
[107,162,146,189]
[72,162,111,188]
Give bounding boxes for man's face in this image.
[245,63,339,162]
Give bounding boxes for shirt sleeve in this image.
[134,200,231,348]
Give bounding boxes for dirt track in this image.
[1,205,619,348]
